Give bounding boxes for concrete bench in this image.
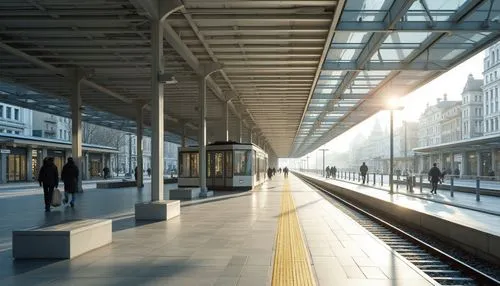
[96,180,142,188]
[169,188,214,200]
[13,219,112,259]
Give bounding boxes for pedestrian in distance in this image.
[267,167,273,179]
[102,166,110,179]
[147,167,151,177]
[283,166,289,178]
[325,166,330,178]
[332,166,337,179]
[428,163,441,195]
[134,166,138,182]
[359,162,368,184]
[38,157,59,212]
[61,157,79,208]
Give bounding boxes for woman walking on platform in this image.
[38,157,59,212]
[61,157,79,208]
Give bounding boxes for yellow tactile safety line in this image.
[272,180,315,286]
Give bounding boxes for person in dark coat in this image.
[332,166,337,179]
[61,157,79,208]
[428,163,441,195]
[38,157,59,212]
[359,162,368,184]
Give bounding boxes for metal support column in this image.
[181,124,187,147]
[476,151,481,177]
[151,18,164,201]
[491,148,496,172]
[239,120,243,143]
[27,146,33,181]
[198,62,223,197]
[389,110,394,194]
[71,70,84,192]
[136,104,144,188]
[224,101,229,141]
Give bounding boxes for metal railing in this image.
[298,168,500,202]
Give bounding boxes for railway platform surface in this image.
[299,172,500,237]
[0,175,435,285]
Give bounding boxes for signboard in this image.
[0,149,11,154]
[454,154,462,162]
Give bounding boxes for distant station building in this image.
[414,45,500,176]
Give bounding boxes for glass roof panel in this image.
[462,0,500,22]
[406,0,469,21]
[327,48,362,61]
[341,0,394,22]
[333,32,372,44]
[371,48,415,61]
[383,32,431,44]
[317,79,341,86]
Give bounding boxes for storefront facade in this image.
[0,134,118,183]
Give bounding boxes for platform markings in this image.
[272,180,315,286]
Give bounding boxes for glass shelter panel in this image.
[234,150,252,176]
[225,151,233,178]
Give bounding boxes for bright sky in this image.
[306,50,485,158]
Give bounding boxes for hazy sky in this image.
[312,50,485,156]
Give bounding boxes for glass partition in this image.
[190,153,199,177]
[234,150,251,176]
[214,152,223,177]
[225,151,233,178]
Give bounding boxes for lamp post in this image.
[319,148,329,177]
[387,102,404,194]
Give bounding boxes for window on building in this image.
[486,120,489,132]
[6,107,11,119]
[14,109,19,121]
[496,118,499,131]
[59,129,62,138]
[0,105,3,117]
[14,131,20,135]
[486,104,489,115]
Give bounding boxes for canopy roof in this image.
[0,0,498,157]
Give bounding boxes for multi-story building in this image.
[32,111,71,140]
[461,74,483,139]
[418,95,462,147]
[0,103,32,136]
[483,42,500,135]
[440,95,462,144]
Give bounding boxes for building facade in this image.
[483,42,500,136]
[0,103,32,136]
[461,74,483,139]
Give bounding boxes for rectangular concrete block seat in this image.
[169,188,201,200]
[135,200,180,221]
[13,219,112,259]
[96,181,140,188]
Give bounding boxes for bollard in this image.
[419,175,423,193]
[450,176,454,197]
[476,178,480,201]
[373,173,376,186]
[380,174,383,186]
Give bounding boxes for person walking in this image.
[134,166,138,182]
[267,167,273,179]
[38,157,59,212]
[61,157,79,208]
[359,162,368,184]
[428,163,441,195]
[147,167,151,177]
[325,166,330,178]
[283,166,289,178]
[102,166,110,179]
[332,166,337,179]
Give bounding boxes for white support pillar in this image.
[250,129,253,144]
[71,70,84,192]
[224,101,229,141]
[181,124,187,147]
[136,104,144,188]
[239,120,243,143]
[476,151,481,177]
[198,63,223,197]
[27,146,33,181]
[491,148,496,172]
[151,18,164,202]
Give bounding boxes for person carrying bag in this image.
[38,157,59,212]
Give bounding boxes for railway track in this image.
[299,176,500,286]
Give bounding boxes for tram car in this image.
[178,141,268,191]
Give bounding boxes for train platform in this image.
[299,172,500,234]
[0,175,435,285]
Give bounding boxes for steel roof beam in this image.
[336,20,500,32]
[293,0,416,156]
